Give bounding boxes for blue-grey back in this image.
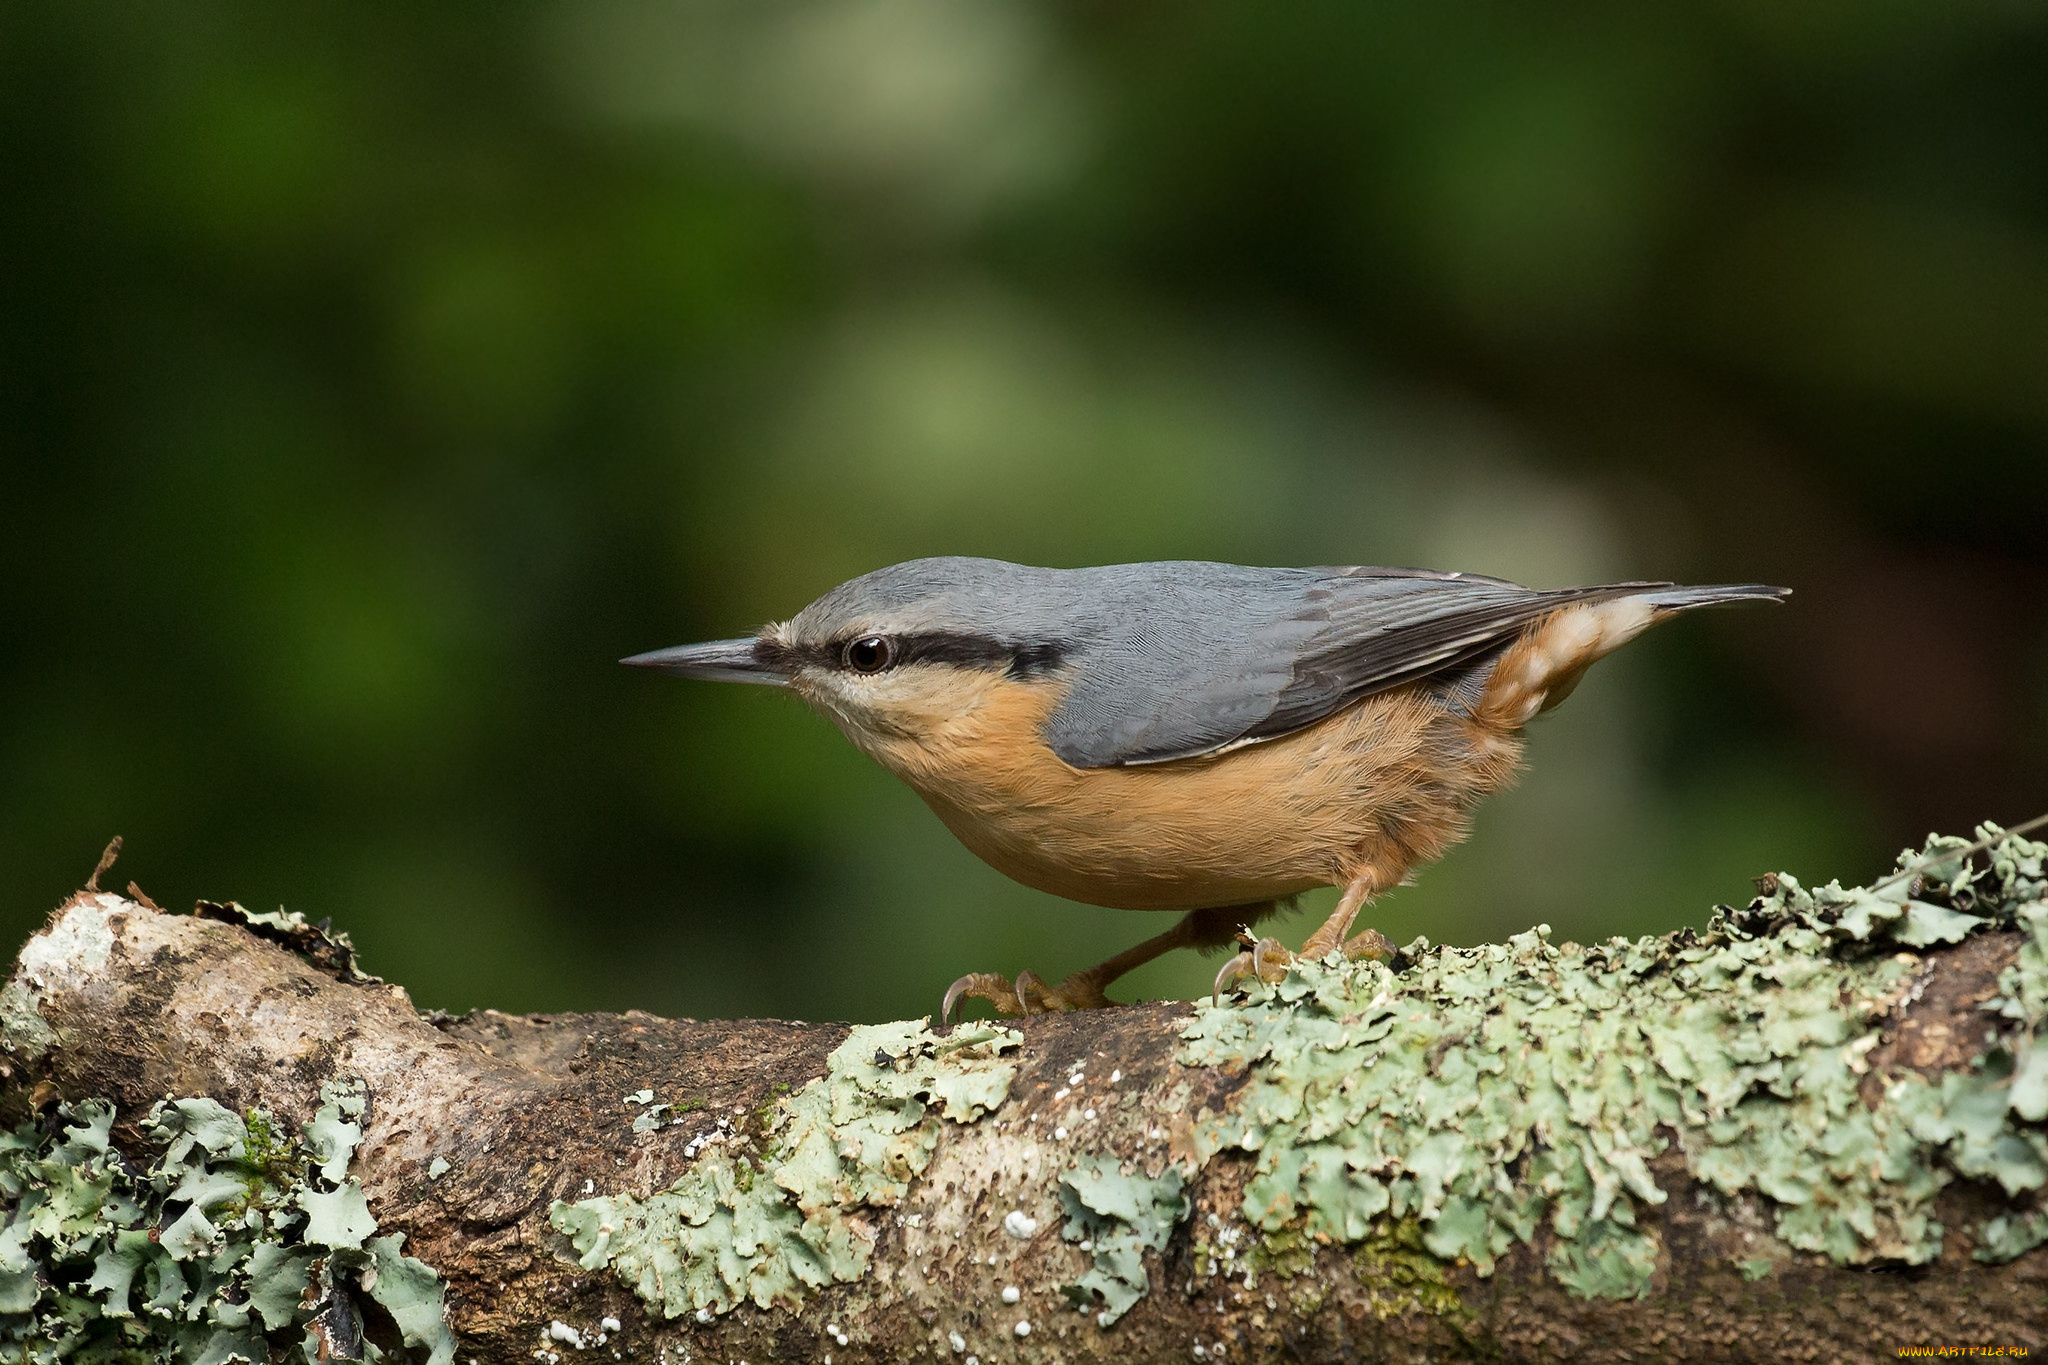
[791,557,1767,768]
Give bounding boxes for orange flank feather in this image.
[802,662,1510,911]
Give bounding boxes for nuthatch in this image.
[626,558,1786,1019]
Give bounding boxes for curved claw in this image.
[1213,938,1298,1003]
[1212,950,1254,1004]
[943,971,1020,1024]
[1013,969,1050,1015]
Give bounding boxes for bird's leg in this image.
[1214,868,1390,1000]
[1298,872,1375,958]
[943,904,1269,1023]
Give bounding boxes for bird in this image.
[624,557,1787,1020]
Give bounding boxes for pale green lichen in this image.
[1056,1154,1187,1326]
[0,1081,454,1364]
[1182,826,2048,1301]
[1976,1207,2048,1262]
[551,1019,1019,1318]
[2,896,123,1067]
[0,983,55,1066]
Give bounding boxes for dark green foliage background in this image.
[4,2,2044,1022]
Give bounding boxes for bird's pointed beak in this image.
[620,637,789,686]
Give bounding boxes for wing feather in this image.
[1044,566,1667,768]
[1240,578,1664,745]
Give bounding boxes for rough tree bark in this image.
[3,834,2047,1364]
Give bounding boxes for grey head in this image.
[624,556,1786,767]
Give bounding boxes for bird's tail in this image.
[1471,581,1787,730]
[1631,583,1791,614]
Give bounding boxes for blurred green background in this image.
[5,1,2046,1023]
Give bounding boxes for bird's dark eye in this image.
[843,635,896,674]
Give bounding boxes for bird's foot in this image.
[943,968,1114,1022]
[1211,926,1396,1002]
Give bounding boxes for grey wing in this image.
[1240,571,1664,744]
[1043,567,1662,768]
[1037,568,1320,768]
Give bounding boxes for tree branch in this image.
[4,830,2047,1363]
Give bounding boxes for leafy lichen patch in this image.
[0,1081,454,1364]
[1056,1153,1188,1326]
[551,1019,1020,1318]
[1181,827,2048,1301]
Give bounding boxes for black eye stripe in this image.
[752,637,828,673]
[757,632,1067,678]
[891,633,1014,670]
[1004,642,1065,680]
[889,633,1067,677]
